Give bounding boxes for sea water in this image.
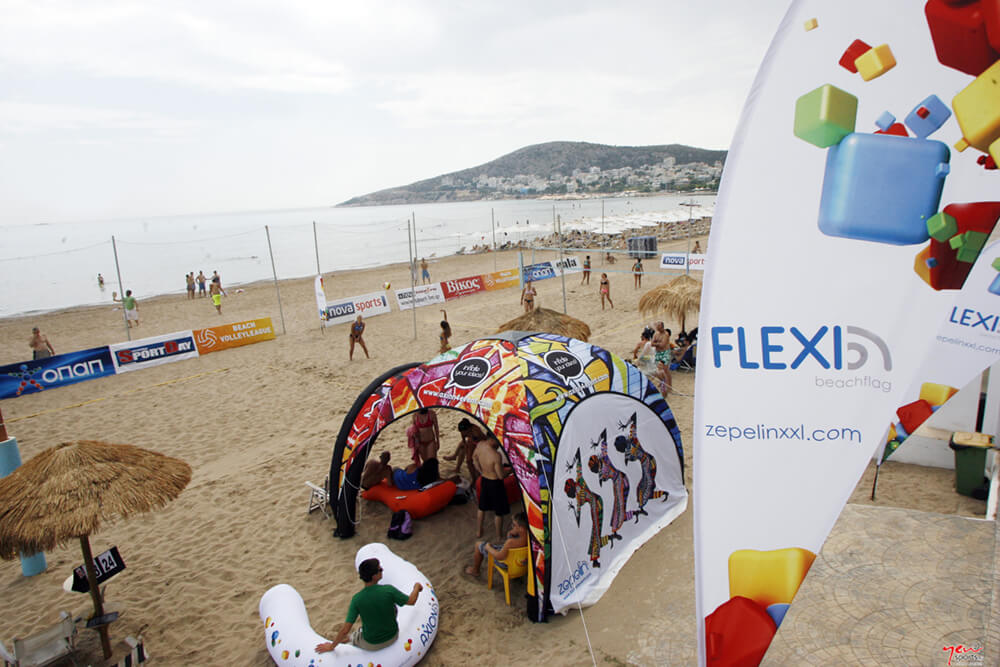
[0,193,713,317]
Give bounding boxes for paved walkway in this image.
[764,504,998,666]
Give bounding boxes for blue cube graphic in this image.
[904,94,951,139]
[989,273,1000,296]
[818,133,950,245]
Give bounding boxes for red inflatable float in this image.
[361,480,457,519]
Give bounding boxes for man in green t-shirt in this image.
[315,557,423,654]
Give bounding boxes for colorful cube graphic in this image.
[839,39,872,73]
[897,399,935,434]
[985,0,1000,51]
[919,382,959,406]
[915,202,1000,289]
[818,133,950,245]
[927,211,959,242]
[953,60,1000,153]
[804,17,819,31]
[855,43,897,80]
[925,0,1000,76]
[728,547,817,608]
[794,85,858,148]
[905,94,952,138]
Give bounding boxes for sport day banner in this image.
[693,2,1000,664]
[109,331,199,373]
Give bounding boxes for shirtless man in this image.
[28,327,55,360]
[444,418,486,480]
[473,435,509,542]
[406,408,439,465]
[361,451,392,490]
[464,511,528,578]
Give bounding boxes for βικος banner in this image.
[0,347,115,399]
[323,291,392,326]
[110,331,199,373]
[660,253,707,272]
[693,2,1000,664]
[194,318,276,354]
[394,284,445,309]
[482,268,521,291]
[878,239,1000,464]
[441,275,485,300]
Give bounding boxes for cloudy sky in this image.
[0,1,790,224]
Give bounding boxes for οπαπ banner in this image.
[0,347,115,399]
[194,318,276,354]
[323,291,392,326]
[523,262,556,282]
[110,331,199,373]
[693,2,1000,665]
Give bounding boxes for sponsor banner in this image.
[482,268,521,291]
[109,331,199,373]
[659,252,707,272]
[394,283,446,309]
[194,318,276,354]
[523,261,556,282]
[0,347,115,399]
[552,256,583,275]
[315,275,328,322]
[692,3,1000,665]
[440,275,485,301]
[323,291,392,326]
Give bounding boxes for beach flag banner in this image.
[482,268,521,291]
[878,239,1000,466]
[0,347,116,399]
[393,284,445,309]
[329,333,687,620]
[314,275,328,323]
[194,318,276,354]
[659,252,708,272]
[321,291,392,327]
[693,2,1000,664]
[109,331,199,373]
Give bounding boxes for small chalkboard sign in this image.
[71,546,126,593]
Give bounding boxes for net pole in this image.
[265,226,287,335]
[111,235,131,342]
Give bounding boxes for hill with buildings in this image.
[338,141,727,207]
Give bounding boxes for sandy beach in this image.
[0,231,987,665]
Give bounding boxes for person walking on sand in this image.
[114,289,140,327]
[197,271,207,297]
[211,270,227,296]
[599,273,613,310]
[29,327,55,360]
[581,255,591,285]
[209,281,223,314]
[633,257,643,289]
[349,315,369,360]
[186,272,196,299]
[473,435,510,543]
[315,557,422,654]
[439,309,452,353]
[420,258,430,284]
[520,280,536,312]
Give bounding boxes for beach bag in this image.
[387,510,413,540]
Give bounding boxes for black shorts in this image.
[478,477,510,515]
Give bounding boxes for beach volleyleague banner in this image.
[693,2,1000,664]
[659,252,708,272]
[879,239,1000,464]
[194,318,276,354]
[109,331,199,373]
[0,347,115,399]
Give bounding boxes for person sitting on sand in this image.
[315,557,422,654]
[349,315,370,360]
[605,252,616,264]
[439,310,451,353]
[444,418,486,481]
[361,451,392,490]
[473,435,510,543]
[465,511,528,578]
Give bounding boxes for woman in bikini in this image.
[599,273,613,310]
[439,309,452,353]
[520,281,537,312]
[349,315,369,360]
[407,408,440,465]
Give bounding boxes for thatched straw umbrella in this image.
[638,274,703,332]
[0,440,191,659]
[497,306,592,342]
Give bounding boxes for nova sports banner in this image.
[322,290,392,326]
[693,2,1000,664]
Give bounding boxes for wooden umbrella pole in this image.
[80,536,112,659]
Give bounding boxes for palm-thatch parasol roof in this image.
[497,306,591,342]
[638,274,703,331]
[0,439,191,658]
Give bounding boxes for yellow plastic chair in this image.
[486,546,531,605]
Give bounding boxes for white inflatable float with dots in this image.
[259,543,438,666]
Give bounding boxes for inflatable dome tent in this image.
[330,332,688,620]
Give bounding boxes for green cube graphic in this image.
[793,84,858,148]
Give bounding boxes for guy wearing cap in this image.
[315,557,422,654]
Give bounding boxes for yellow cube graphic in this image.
[953,60,1000,153]
[919,382,958,407]
[855,44,896,81]
[728,547,817,608]
[804,17,818,31]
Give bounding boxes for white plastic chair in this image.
[1,611,78,667]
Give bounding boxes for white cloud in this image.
[0,100,192,136]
